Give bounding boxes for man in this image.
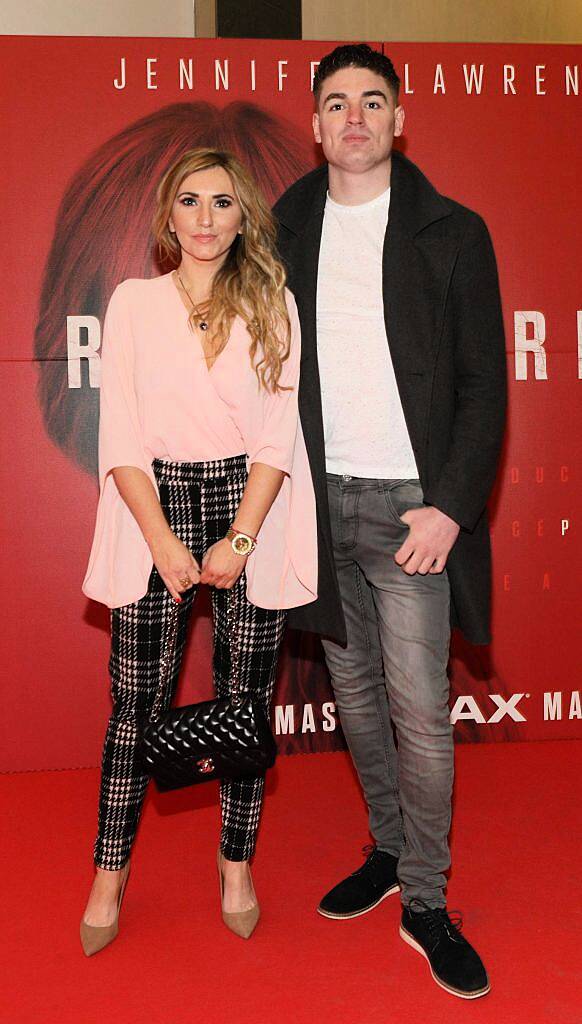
[275,44,506,1000]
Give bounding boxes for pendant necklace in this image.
[176,270,210,331]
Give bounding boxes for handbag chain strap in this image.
[226,578,243,708]
[149,580,243,721]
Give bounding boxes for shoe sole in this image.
[317,883,401,920]
[399,925,491,1000]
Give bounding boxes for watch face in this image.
[233,534,252,555]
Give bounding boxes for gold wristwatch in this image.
[226,527,257,556]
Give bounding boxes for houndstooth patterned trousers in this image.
[94,455,287,870]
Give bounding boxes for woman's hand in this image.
[200,538,248,589]
[148,528,201,601]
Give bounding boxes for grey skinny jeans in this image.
[321,475,453,908]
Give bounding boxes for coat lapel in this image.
[280,169,328,365]
[383,151,454,457]
[277,169,337,569]
[281,169,328,454]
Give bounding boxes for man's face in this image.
[313,66,404,174]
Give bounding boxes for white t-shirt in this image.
[316,186,418,479]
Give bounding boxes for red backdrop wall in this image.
[1,38,580,771]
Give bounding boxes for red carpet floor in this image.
[2,740,581,1024]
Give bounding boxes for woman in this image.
[80,148,317,954]
[34,101,314,476]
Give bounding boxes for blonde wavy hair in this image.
[153,148,290,392]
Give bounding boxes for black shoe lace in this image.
[408,899,464,941]
[361,843,387,869]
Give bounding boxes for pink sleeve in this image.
[242,291,317,609]
[82,281,157,608]
[98,281,153,487]
[246,291,301,475]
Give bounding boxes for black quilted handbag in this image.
[138,585,277,792]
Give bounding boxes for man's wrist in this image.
[425,504,460,530]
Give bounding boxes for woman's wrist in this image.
[226,526,257,556]
[145,522,174,550]
[229,524,258,543]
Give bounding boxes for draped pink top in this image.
[82,272,317,611]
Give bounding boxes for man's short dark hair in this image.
[313,44,400,105]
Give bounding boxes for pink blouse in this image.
[82,273,317,611]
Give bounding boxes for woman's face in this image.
[169,165,243,269]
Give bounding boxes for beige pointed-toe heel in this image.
[217,848,260,940]
[80,861,131,957]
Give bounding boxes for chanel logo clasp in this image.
[196,757,214,774]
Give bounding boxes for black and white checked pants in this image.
[94,455,286,870]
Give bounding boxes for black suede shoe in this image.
[400,902,490,999]
[317,845,400,919]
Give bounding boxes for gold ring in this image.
[179,577,191,588]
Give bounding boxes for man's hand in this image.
[394,506,460,576]
[200,538,248,589]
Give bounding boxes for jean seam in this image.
[354,565,405,850]
[380,485,409,530]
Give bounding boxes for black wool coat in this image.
[274,150,507,646]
